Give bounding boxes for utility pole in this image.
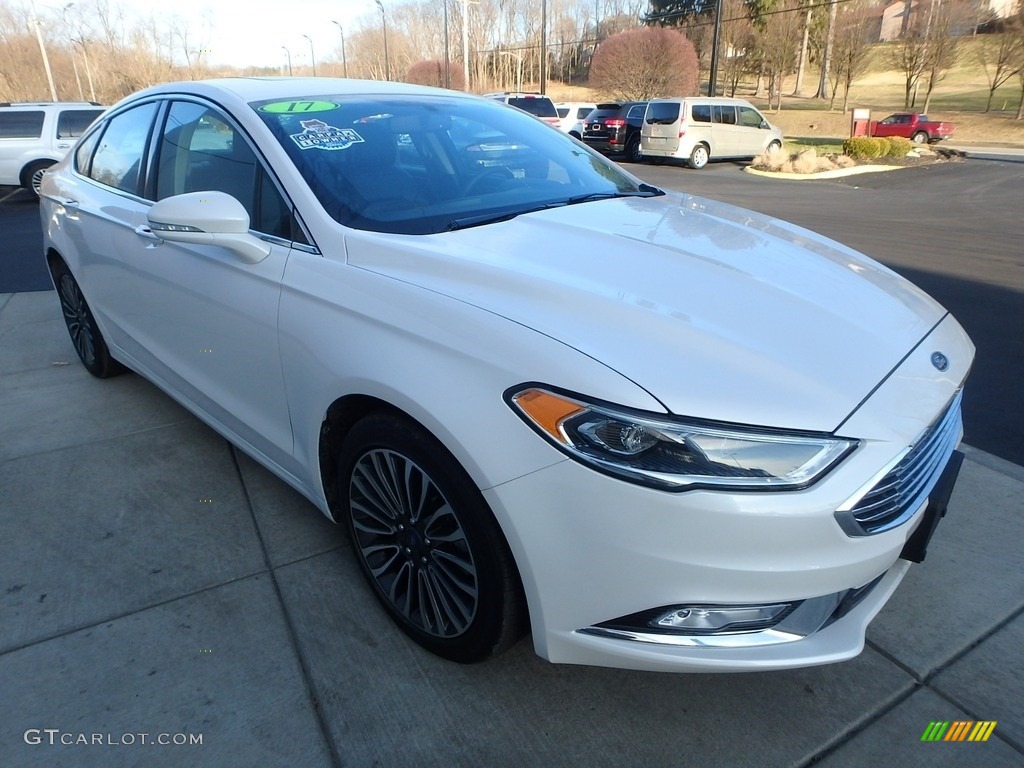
[707,0,723,96]
[540,0,547,94]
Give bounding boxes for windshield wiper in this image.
[446,202,562,231]
[566,186,664,205]
[446,185,666,231]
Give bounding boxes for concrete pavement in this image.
[1,289,1022,767]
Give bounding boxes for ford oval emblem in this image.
[931,352,949,372]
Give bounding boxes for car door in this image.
[127,99,301,467]
[62,100,161,352]
[712,104,741,157]
[736,105,772,157]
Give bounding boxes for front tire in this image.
[689,144,710,169]
[912,131,928,144]
[52,260,125,378]
[338,413,525,663]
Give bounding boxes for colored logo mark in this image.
[921,721,997,742]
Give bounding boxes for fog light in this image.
[654,604,791,634]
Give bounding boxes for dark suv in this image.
[582,102,647,162]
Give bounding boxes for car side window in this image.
[691,105,712,123]
[56,110,104,139]
[87,102,158,195]
[713,106,737,125]
[0,111,45,138]
[627,105,645,122]
[74,129,102,176]
[155,101,294,240]
[738,107,764,129]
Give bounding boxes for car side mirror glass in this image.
[147,191,271,264]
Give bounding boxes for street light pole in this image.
[331,20,348,78]
[375,0,390,81]
[442,0,450,88]
[29,0,58,101]
[282,45,293,76]
[302,34,317,77]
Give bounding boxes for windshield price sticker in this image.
[260,100,339,114]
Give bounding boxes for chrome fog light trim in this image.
[654,604,791,633]
[578,576,885,649]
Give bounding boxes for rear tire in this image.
[24,160,55,198]
[338,412,526,663]
[688,144,710,170]
[51,260,125,378]
[625,135,642,163]
[912,131,928,144]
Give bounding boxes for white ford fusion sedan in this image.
[39,78,973,672]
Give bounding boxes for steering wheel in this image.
[463,167,516,196]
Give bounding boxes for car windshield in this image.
[252,94,655,235]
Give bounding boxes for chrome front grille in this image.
[836,392,963,536]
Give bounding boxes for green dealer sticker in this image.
[259,100,339,114]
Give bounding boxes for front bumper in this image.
[483,314,972,672]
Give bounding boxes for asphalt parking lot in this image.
[2,154,1024,767]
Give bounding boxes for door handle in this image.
[134,224,163,244]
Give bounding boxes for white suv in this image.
[554,102,596,139]
[484,92,560,129]
[0,102,105,195]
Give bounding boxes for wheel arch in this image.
[318,392,533,637]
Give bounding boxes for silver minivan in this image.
[641,97,783,169]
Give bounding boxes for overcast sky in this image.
[52,0,383,69]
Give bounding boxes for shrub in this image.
[792,149,820,174]
[590,28,699,101]
[843,137,885,159]
[886,136,913,156]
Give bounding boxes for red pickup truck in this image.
[870,113,955,143]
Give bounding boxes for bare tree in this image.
[829,3,874,112]
[590,26,699,100]
[756,0,803,110]
[406,59,466,89]
[977,29,1024,111]
[919,2,960,113]
[816,0,838,99]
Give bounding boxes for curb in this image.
[743,164,904,181]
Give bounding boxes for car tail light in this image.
[679,128,686,138]
[605,118,625,128]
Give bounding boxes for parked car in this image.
[641,97,783,169]
[582,101,647,162]
[0,101,105,195]
[554,102,596,139]
[484,92,561,129]
[40,78,973,673]
[870,113,954,144]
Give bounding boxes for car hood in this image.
[345,193,946,432]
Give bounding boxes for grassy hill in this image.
[546,35,1024,145]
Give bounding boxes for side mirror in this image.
[147,191,272,264]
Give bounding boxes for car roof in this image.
[125,77,476,107]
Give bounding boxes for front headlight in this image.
[507,386,857,491]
